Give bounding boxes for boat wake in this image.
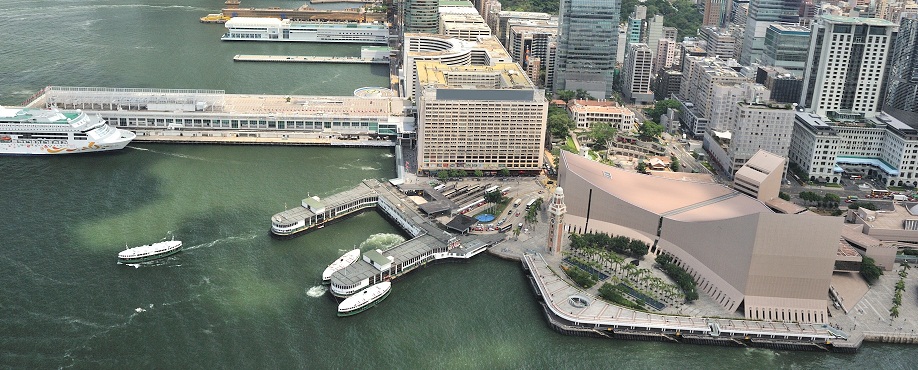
[306,286,327,297]
[127,146,208,161]
[185,232,259,251]
[358,233,405,250]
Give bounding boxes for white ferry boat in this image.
[222,17,388,44]
[118,240,183,264]
[322,249,361,284]
[0,106,135,155]
[337,281,391,317]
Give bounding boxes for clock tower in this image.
[547,187,566,255]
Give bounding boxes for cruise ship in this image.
[0,106,135,155]
[322,249,361,284]
[118,239,183,264]
[221,17,388,44]
[337,281,391,317]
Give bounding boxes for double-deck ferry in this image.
[337,281,391,317]
[118,239,183,264]
[0,106,135,155]
[322,249,361,284]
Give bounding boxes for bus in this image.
[525,198,537,210]
[498,224,512,233]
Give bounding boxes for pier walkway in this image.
[523,253,854,351]
[233,55,389,64]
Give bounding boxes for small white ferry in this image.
[0,106,134,155]
[337,281,391,317]
[322,249,361,284]
[118,239,183,264]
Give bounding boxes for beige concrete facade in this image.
[733,149,785,201]
[558,151,841,322]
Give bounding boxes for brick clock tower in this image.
[547,187,567,255]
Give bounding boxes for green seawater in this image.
[0,0,916,368]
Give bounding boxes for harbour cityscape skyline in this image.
[3,0,918,368]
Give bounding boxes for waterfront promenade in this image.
[233,55,389,65]
[132,130,394,147]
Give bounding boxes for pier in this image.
[522,253,859,352]
[233,55,390,65]
[271,178,505,298]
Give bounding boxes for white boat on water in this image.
[322,249,360,283]
[337,281,391,317]
[0,106,135,155]
[118,239,183,264]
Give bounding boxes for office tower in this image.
[756,66,804,103]
[416,61,547,175]
[705,100,795,178]
[704,0,729,26]
[885,15,918,123]
[623,43,654,104]
[625,6,647,51]
[405,0,440,33]
[646,14,665,57]
[554,0,621,98]
[739,0,801,65]
[801,15,898,117]
[762,23,810,76]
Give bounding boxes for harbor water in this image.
[1,0,916,368]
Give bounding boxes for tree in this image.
[823,193,841,208]
[588,121,617,150]
[860,256,883,285]
[575,89,593,100]
[473,169,484,177]
[556,89,575,102]
[499,168,511,177]
[643,99,682,123]
[548,113,576,140]
[638,121,664,142]
[437,171,449,181]
[779,192,791,201]
[484,189,503,214]
[670,155,680,172]
[636,161,648,174]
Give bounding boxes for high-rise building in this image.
[625,6,647,51]
[703,0,729,26]
[493,11,552,46]
[653,38,682,75]
[415,61,547,175]
[762,23,810,76]
[507,20,558,87]
[885,15,918,123]
[645,14,665,58]
[405,0,440,33]
[554,0,621,98]
[700,26,739,58]
[402,34,513,99]
[654,69,683,100]
[622,43,655,104]
[439,7,491,41]
[756,66,804,103]
[704,100,795,178]
[739,0,801,64]
[800,15,898,117]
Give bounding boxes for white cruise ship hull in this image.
[0,106,136,155]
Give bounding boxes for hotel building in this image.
[415,62,547,175]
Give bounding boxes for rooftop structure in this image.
[401,34,512,98]
[35,86,412,135]
[558,151,841,322]
[438,6,491,41]
[733,149,786,201]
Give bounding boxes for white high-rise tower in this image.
[547,187,567,255]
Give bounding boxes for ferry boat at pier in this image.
[118,239,183,264]
[221,17,388,44]
[337,281,391,317]
[0,106,135,155]
[322,249,361,284]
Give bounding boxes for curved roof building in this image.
[558,152,841,323]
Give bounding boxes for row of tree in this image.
[798,191,840,208]
[891,263,909,318]
[654,254,699,301]
[569,232,649,259]
[561,264,597,289]
[437,168,511,180]
[598,283,645,310]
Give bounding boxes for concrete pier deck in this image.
[523,253,849,351]
[233,55,389,64]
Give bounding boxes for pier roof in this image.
[272,180,378,225]
[331,235,444,287]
